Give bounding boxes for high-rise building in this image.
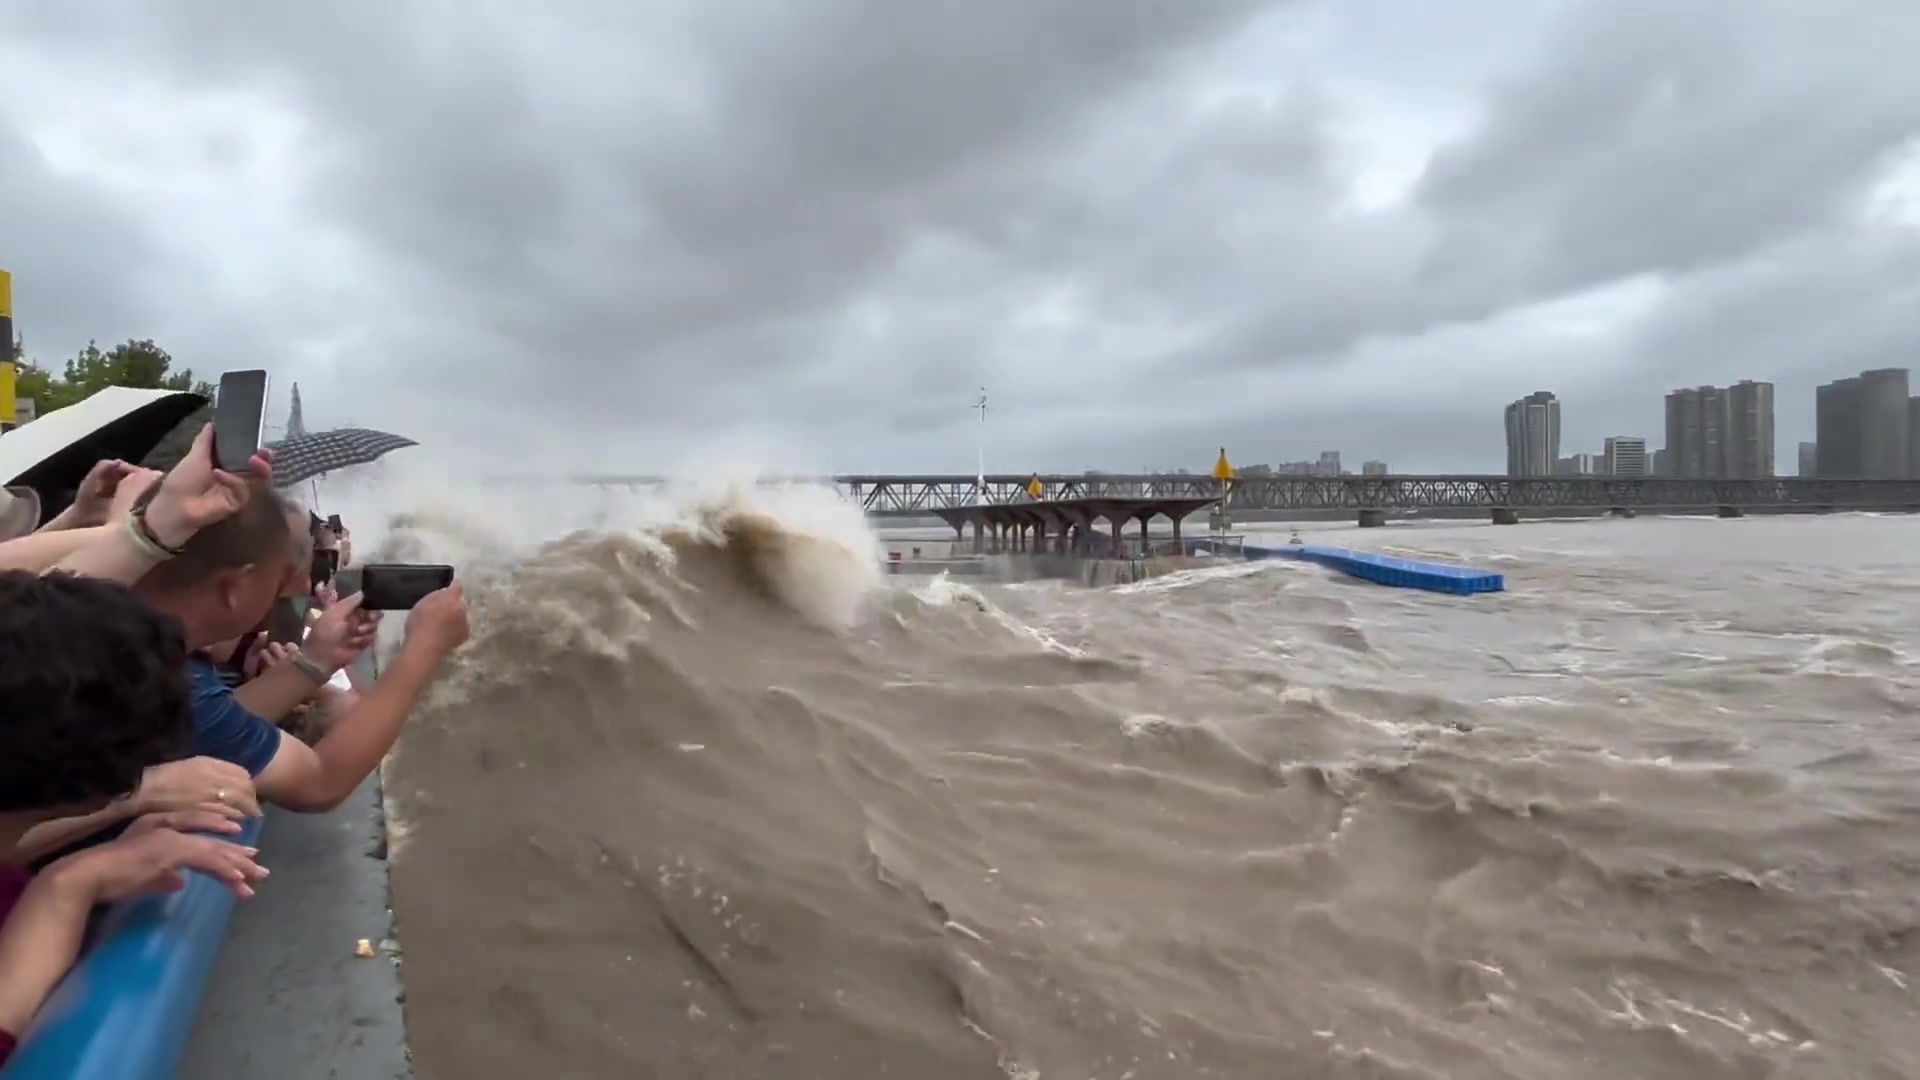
[1860,368,1910,480]
[1817,369,1910,478]
[1816,376,1863,477]
[1910,398,1920,480]
[1603,436,1648,477]
[1555,453,1598,475]
[1504,391,1560,477]
[1664,386,1731,477]
[1724,380,1774,477]
[1316,450,1342,476]
[1361,460,1389,476]
[1651,448,1669,475]
[1797,441,1818,478]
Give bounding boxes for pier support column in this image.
[1717,505,1746,518]
[1357,508,1386,528]
[1490,507,1521,526]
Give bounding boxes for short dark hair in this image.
[138,484,294,593]
[0,570,193,812]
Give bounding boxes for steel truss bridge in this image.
[575,474,1920,519]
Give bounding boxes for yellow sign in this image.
[0,269,15,428]
[1026,474,1045,500]
[1211,447,1234,482]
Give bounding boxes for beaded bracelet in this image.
[123,508,183,561]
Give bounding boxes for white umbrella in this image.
[0,386,208,491]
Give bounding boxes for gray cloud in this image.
[0,118,165,362]
[5,0,1920,473]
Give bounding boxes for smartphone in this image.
[358,563,454,611]
[326,514,343,532]
[309,548,340,590]
[213,369,271,474]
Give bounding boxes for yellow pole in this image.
[0,269,16,429]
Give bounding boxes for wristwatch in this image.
[289,653,333,685]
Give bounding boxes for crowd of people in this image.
[0,426,470,1065]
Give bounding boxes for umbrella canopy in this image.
[0,387,208,496]
[266,427,418,488]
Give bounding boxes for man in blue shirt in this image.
[133,491,470,813]
[186,661,286,778]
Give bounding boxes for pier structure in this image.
[930,494,1218,556]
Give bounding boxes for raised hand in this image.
[63,459,141,527]
[144,424,275,549]
[405,582,471,659]
[249,641,301,677]
[107,467,165,522]
[303,591,382,673]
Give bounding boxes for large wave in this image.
[329,465,1920,1080]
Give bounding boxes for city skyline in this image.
[4,5,1919,475]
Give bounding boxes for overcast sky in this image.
[4,0,1918,475]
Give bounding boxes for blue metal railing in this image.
[2,818,264,1080]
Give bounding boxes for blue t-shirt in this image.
[26,662,285,872]
[188,659,284,777]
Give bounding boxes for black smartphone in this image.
[358,563,454,611]
[213,369,271,474]
[309,548,340,590]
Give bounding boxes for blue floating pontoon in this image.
[1244,544,1504,596]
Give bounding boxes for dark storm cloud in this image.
[6,0,1920,471]
[0,116,166,361]
[1416,0,1920,307]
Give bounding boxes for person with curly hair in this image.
[1,426,285,868]
[0,570,198,845]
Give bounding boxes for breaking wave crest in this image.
[331,472,1920,1080]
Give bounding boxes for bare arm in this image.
[11,801,138,865]
[0,866,94,1038]
[234,662,327,724]
[254,641,447,812]
[44,518,171,585]
[37,505,93,533]
[0,526,114,573]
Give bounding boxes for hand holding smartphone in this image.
[357,563,455,610]
[212,369,271,475]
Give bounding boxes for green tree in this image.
[14,338,214,412]
[12,338,217,469]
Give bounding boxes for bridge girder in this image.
[569,474,1920,518]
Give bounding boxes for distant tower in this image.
[1503,391,1560,477]
[286,382,307,439]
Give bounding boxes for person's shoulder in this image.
[186,656,228,694]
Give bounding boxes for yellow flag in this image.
[1026,474,1045,500]
[1211,447,1234,482]
[0,269,15,428]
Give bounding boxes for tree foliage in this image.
[13,338,214,413]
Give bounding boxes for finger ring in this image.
[216,789,229,805]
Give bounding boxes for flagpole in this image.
[974,387,988,503]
